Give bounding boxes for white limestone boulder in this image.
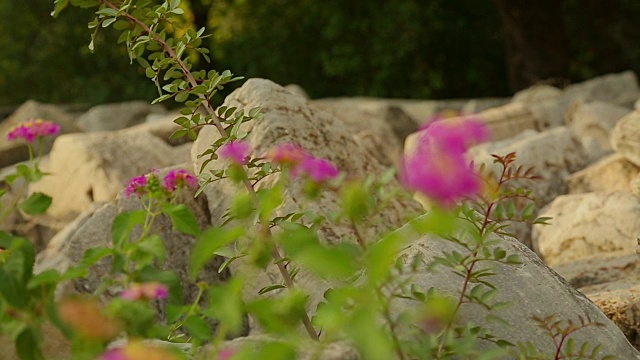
[611,110,640,167]
[567,153,640,194]
[533,191,640,266]
[29,129,186,222]
[565,100,630,153]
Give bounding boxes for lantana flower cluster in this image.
[124,169,198,198]
[218,141,340,184]
[400,117,489,207]
[7,118,61,143]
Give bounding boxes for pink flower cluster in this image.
[163,169,198,191]
[400,117,489,207]
[267,143,339,183]
[119,282,169,301]
[124,169,198,198]
[7,118,61,143]
[219,141,251,165]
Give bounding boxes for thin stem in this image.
[100,0,319,341]
[376,286,406,360]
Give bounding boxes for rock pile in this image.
[3,72,640,358]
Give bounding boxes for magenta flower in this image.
[100,348,128,360]
[219,141,251,165]
[267,143,309,166]
[400,118,489,207]
[217,347,237,360]
[163,169,198,191]
[124,175,149,198]
[120,282,169,301]
[295,157,340,183]
[7,118,61,143]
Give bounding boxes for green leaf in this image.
[184,315,211,342]
[18,192,52,215]
[0,267,29,308]
[27,269,61,289]
[111,210,146,249]
[204,277,245,335]
[137,235,166,264]
[175,91,189,102]
[506,200,516,219]
[189,226,244,280]
[162,204,200,236]
[340,181,371,220]
[51,0,69,17]
[15,328,43,360]
[521,203,535,220]
[258,284,286,295]
[0,234,35,285]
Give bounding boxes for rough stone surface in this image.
[0,100,81,168]
[611,110,640,167]
[29,129,185,222]
[129,112,196,146]
[393,221,640,358]
[192,78,422,315]
[34,166,225,306]
[563,71,640,108]
[197,336,359,360]
[565,100,630,152]
[76,101,166,132]
[312,99,416,165]
[580,275,640,349]
[512,84,563,103]
[567,154,640,194]
[513,72,639,129]
[532,191,640,266]
[468,126,590,207]
[552,252,640,289]
[284,84,309,100]
[476,102,543,141]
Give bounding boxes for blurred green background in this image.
[2,0,640,106]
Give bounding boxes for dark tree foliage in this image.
[0,1,156,106]
[4,0,640,106]
[207,0,509,99]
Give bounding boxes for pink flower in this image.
[400,118,488,207]
[100,348,128,360]
[120,282,169,301]
[295,157,339,183]
[267,143,309,166]
[217,347,237,360]
[219,141,250,165]
[124,175,148,198]
[7,118,61,143]
[163,169,198,191]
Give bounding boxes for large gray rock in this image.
[29,129,186,222]
[34,165,226,306]
[77,101,166,132]
[468,126,590,207]
[533,191,640,266]
[611,110,640,167]
[191,78,422,317]
[393,222,640,358]
[312,100,416,165]
[0,100,80,168]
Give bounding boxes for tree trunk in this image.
[492,0,570,91]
